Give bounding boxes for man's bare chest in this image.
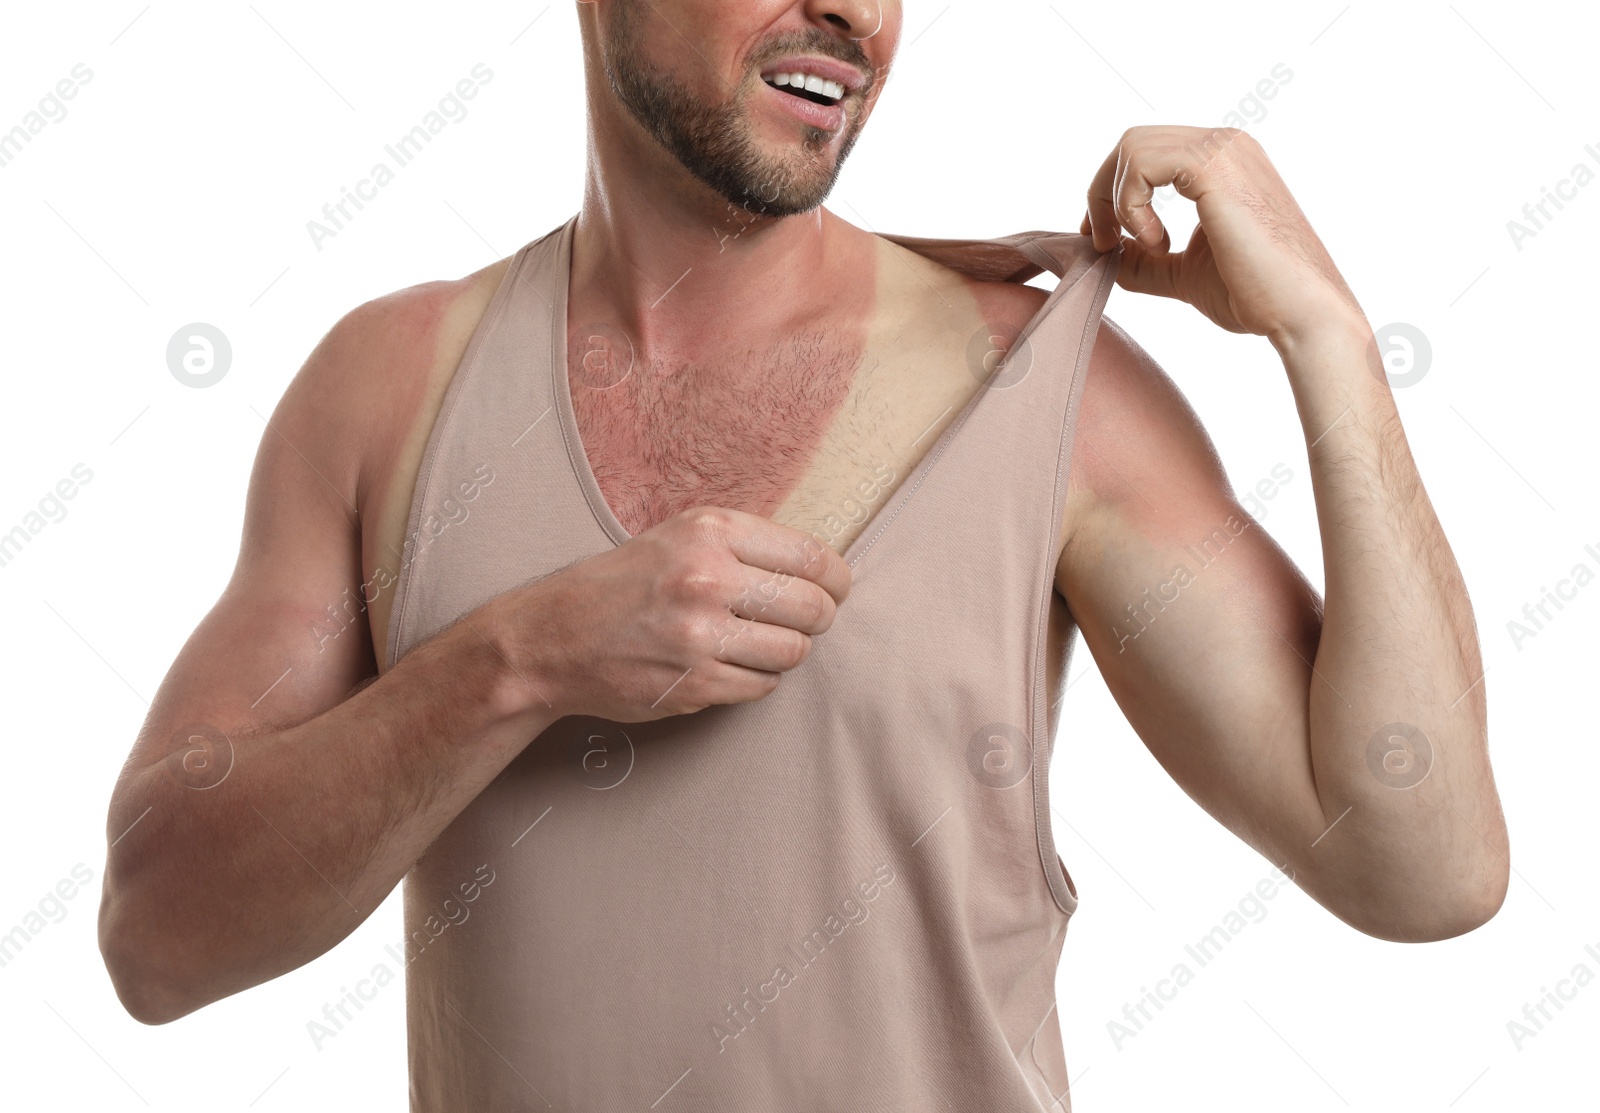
[567,324,988,556]
[362,241,1063,672]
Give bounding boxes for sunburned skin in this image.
[94,0,1509,1053]
[571,321,871,539]
[360,223,1051,675]
[568,233,1047,552]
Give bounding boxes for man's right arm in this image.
[97,292,562,1025]
[97,284,853,1026]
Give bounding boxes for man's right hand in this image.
[492,506,852,723]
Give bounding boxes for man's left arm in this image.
[1056,126,1509,941]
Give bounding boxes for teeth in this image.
[765,71,847,102]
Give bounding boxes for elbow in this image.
[98,880,205,1026]
[1345,863,1510,944]
[100,938,186,1026]
[103,967,192,1027]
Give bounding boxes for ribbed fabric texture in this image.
[387,215,1120,1112]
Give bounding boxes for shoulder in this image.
[970,274,1050,327]
[872,231,1051,322]
[296,252,518,671]
[869,234,1052,375]
[1055,315,1237,580]
[281,255,516,512]
[1073,316,1228,505]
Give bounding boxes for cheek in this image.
[864,1,903,50]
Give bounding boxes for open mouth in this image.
[762,72,846,108]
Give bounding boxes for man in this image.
[98,1,1509,1109]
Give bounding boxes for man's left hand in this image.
[1080,125,1367,349]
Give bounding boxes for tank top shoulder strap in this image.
[842,230,1118,920]
[844,229,1122,585]
[385,216,588,671]
[879,228,1115,295]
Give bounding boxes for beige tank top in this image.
[386,215,1119,1111]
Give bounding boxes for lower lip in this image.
[760,81,847,132]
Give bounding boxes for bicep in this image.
[124,318,380,782]
[1056,318,1329,860]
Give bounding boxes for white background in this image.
[1,1,1595,1110]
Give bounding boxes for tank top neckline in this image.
[545,213,1084,570]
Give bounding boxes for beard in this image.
[601,7,871,218]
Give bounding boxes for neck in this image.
[569,128,874,365]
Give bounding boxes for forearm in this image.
[100,598,559,1023]
[1274,317,1508,939]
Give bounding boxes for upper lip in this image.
[758,55,868,95]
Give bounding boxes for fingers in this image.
[706,613,814,676]
[1084,186,1167,254]
[724,557,838,635]
[697,659,785,705]
[1083,126,1232,253]
[702,560,821,674]
[695,506,854,606]
[1085,140,1168,253]
[1114,232,1183,301]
